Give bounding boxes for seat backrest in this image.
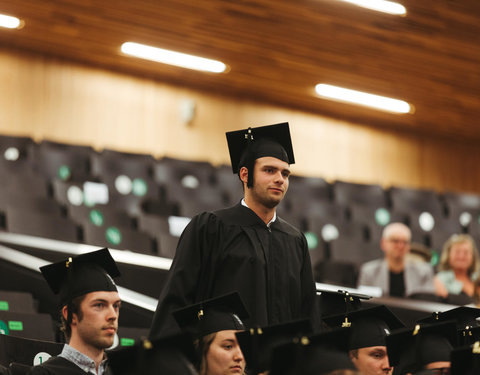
[5,209,79,242]
[31,140,94,182]
[333,180,387,207]
[0,334,62,368]
[0,311,56,341]
[83,223,156,255]
[389,186,444,216]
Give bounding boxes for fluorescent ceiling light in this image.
[315,84,411,114]
[121,42,227,73]
[0,14,22,29]
[338,0,406,15]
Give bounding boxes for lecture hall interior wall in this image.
[2,48,480,194]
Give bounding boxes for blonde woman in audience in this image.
[434,234,480,299]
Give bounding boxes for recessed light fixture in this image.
[338,0,406,16]
[121,42,227,73]
[0,13,23,29]
[315,84,411,114]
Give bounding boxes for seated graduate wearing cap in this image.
[107,334,198,375]
[149,122,318,339]
[386,321,457,375]
[173,292,249,375]
[268,328,360,375]
[235,318,312,375]
[323,305,405,375]
[28,249,122,375]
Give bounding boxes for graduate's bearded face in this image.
[241,156,290,209]
[67,290,121,351]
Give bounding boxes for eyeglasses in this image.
[387,238,410,246]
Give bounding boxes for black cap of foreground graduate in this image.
[40,248,120,307]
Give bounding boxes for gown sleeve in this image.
[148,212,218,338]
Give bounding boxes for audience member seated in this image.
[434,234,480,302]
[357,222,436,298]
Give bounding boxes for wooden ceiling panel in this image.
[1,0,480,140]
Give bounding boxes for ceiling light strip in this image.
[121,42,226,73]
[339,0,406,16]
[315,84,411,114]
[0,14,22,29]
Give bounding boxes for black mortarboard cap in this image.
[40,248,120,306]
[269,337,356,375]
[226,122,295,174]
[318,289,369,319]
[108,334,198,375]
[173,292,249,338]
[387,321,457,374]
[322,305,405,349]
[450,342,480,375]
[416,306,480,329]
[236,319,312,374]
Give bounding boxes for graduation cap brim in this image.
[236,319,312,373]
[226,122,295,174]
[40,248,120,305]
[173,292,249,338]
[416,306,480,329]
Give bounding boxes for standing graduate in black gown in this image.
[28,249,122,375]
[149,122,318,338]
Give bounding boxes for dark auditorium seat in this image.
[154,157,217,205]
[91,149,155,181]
[333,180,387,207]
[154,157,215,189]
[0,171,51,201]
[329,237,382,267]
[176,188,226,218]
[30,140,94,182]
[0,334,63,368]
[91,149,160,216]
[408,210,462,250]
[314,260,358,287]
[82,223,156,255]
[388,186,445,217]
[137,213,170,238]
[67,204,136,229]
[0,291,36,314]
[0,311,55,341]
[0,135,35,175]
[1,196,64,217]
[5,209,80,243]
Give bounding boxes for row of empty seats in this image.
[2,134,480,285]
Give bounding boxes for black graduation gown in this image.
[27,357,111,375]
[149,203,318,338]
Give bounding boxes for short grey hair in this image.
[381,222,411,241]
